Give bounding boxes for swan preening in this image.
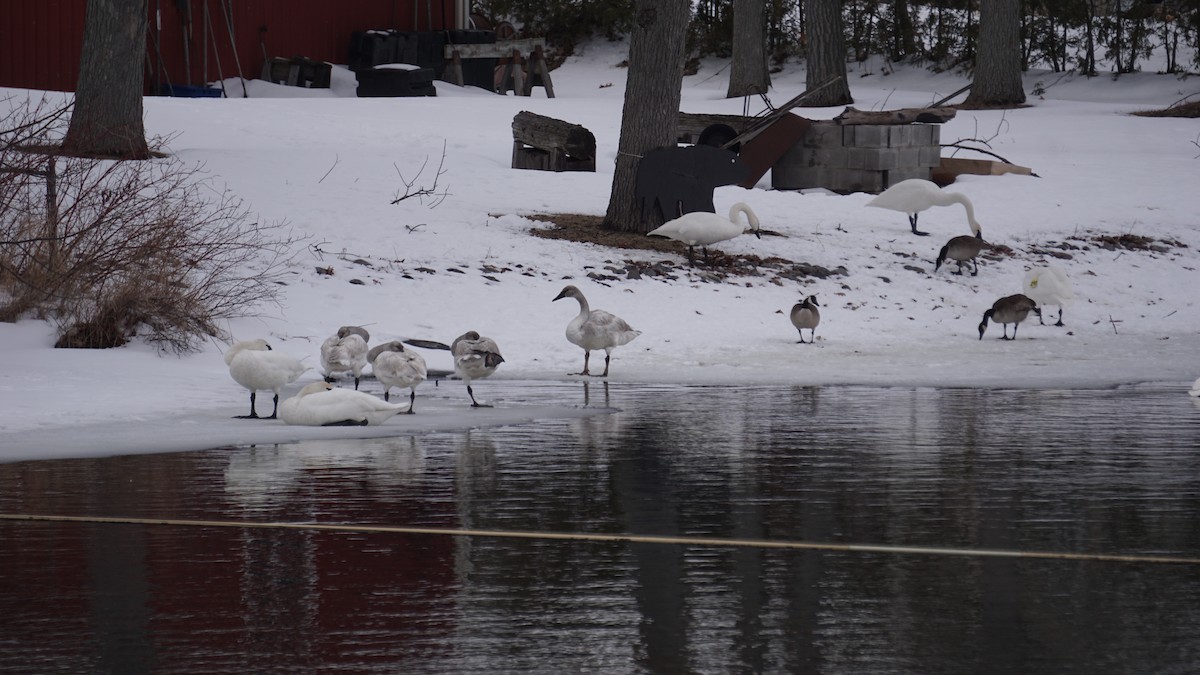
[451,331,504,407]
[867,179,982,238]
[790,295,820,344]
[320,325,370,390]
[553,284,641,377]
[1022,266,1074,327]
[279,381,409,426]
[647,202,761,265]
[368,341,427,412]
[978,294,1041,340]
[225,339,309,419]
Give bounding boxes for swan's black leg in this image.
[910,213,930,236]
[235,392,261,419]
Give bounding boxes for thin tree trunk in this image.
[62,0,151,159]
[603,1,691,233]
[727,0,771,98]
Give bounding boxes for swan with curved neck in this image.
[368,341,427,412]
[225,338,309,419]
[552,284,641,377]
[867,179,982,237]
[647,202,761,265]
[451,331,504,407]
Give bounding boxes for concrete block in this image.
[804,122,842,147]
[830,168,884,194]
[919,145,943,167]
[863,148,899,171]
[772,164,825,190]
[887,125,913,147]
[845,147,867,169]
[896,147,922,168]
[813,146,846,167]
[884,166,931,188]
[849,125,888,148]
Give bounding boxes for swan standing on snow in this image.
[1022,266,1074,327]
[790,295,821,344]
[647,202,761,265]
[867,179,982,237]
[368,341,427,412]
[451,331,505,407]
[280,381,409,426]
[320,325,369,390]
[553,284,641,377]
[225,339,309,419]
[978,294,1041,340]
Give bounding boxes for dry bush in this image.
[1,97,301,352]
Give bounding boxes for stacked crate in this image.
[771,121,942,194]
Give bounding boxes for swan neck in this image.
[956,194,981,235]
[730,203,760,231]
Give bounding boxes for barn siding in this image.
[0,0,459,93]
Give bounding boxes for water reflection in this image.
[1,382,1198,673]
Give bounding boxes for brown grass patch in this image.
[1131,100,1200,118]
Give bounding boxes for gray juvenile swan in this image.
[225,338,309,419]
[978,294,1041,340]
[552,284,641,377]
[320,325,370,390]
[451,331,504,407]
[368,341,427,412]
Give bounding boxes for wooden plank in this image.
[939,157,1032,177]
[443,37,547,59]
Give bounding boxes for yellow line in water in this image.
[2,513,1198,565]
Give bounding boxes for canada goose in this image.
[1022,266,1074,327]
[552,284,641,377]
[320,325,370,390]
[935,232,987,276]
[368,340,427,412]
[451,330,504,407]
[790,295,820,344]
[279,381,408,426]
[647,202,761,265]
[866,178,982,237]
[978,294,1041,340]
[225,338,309,419]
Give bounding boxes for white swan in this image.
[368,341,427,412]
[789,295,820,344]
[320,325,370,390]
[647,202,761,265]
[451,330,504,407]
[225,338,309,419]
[279,381,408,426]
[866,179,982,237]
[1022,266,1074,327]
[553,284,641,377]
[1190,377,1200,397]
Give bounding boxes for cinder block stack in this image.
[772,121,942,194]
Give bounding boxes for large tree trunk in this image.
[800,0,853,107]
[603,1,691,234]
[726,0,771,98]
[61,0,151,159]
[963,0,1026,108]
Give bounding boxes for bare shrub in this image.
[1,96,301,352]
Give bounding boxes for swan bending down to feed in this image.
[280,381,409,426]
[978,294,1041,340]
[225,338,309,419]
[451,331,505,407]
[368,341,427,412]
[553,284,641,377]
[647,202,761,265]
[320,325,370,390]
[867,179,982,237]
[1022,266,1074,327]
[790,295,821,344]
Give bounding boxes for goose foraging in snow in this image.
[647,202,761,265]
[280,381,408,426]
[866,179,982,237]
[225,338,309,419]
[368,341,427,412]
[451,331,504,407]
[790,295,821,344]
[1022,266,1074,327]
[978,294,1041,340]
[553,284,641,377]
[320,325,370,390]
[935,231,987,276]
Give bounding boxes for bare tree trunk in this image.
[62,0,151,159]
[891,0,917,61]
[964,0,1027,108]
[799,0,852,107]
[603,1,691,234]
[726,0,771,98]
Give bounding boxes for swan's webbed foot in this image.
[322,419,369,426]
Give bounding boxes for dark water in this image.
[2,382,1199,674]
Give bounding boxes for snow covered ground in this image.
[2,40,1199,462]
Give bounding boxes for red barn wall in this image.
[0,0,460,93]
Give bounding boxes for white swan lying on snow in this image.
[1022,266,1074,327]
[320,325,370,389]
[647,202,761,265]
[866,179,982,237]
[553,284,641,377]
[451,331,504,407]
[368,341,427,412]
[225,338,309,419]
[280,381,409,426]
